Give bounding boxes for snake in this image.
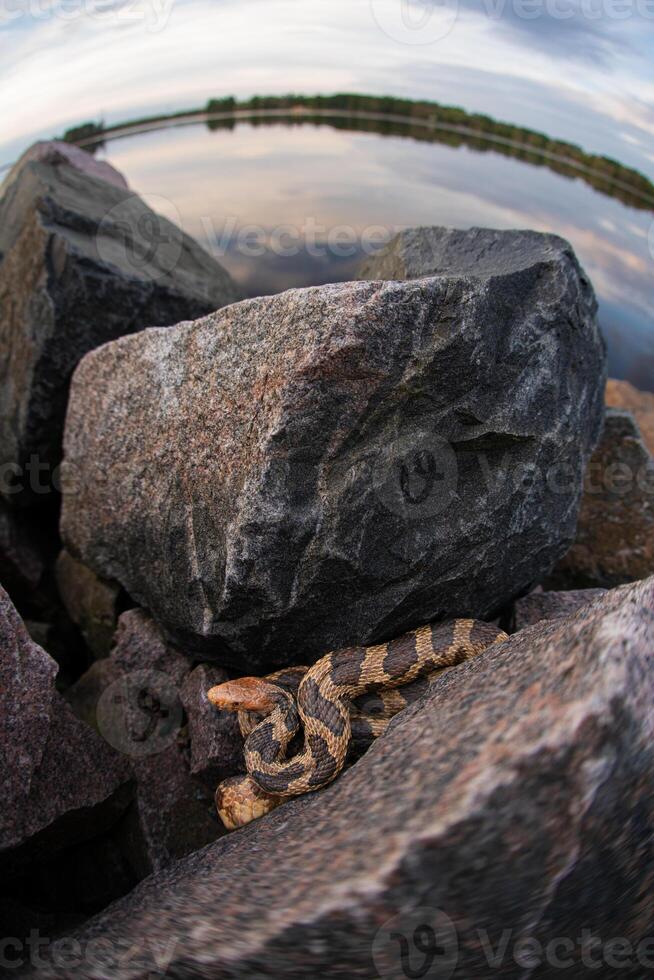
[208,619,508,830]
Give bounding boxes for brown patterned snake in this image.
[208,619,508,829]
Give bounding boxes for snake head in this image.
[207,677,283,713]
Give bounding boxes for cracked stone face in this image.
[61,229,606,671]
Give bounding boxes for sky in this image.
[1,0,653,173]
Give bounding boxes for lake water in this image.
[2,0,653,388]
[97,116,654,390]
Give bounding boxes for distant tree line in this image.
[61,120,105,149]
[59,93,654,211]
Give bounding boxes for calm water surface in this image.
[98,118,654,389]
[2,0,653,386]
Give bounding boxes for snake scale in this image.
[208,618,508,829]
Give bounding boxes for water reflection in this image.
[99,118,653,389]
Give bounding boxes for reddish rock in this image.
[511,587,606,631]
[549,408,654,589]
[21,576,654,979]
[110,608,189,684]
[0,586,132,873]
[606,377,654,455]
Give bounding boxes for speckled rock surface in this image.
[510,587,606,631]
[61,234,605,670]
[0,586,132,872]
[606,377,654,455]
[548,408,654,589]
[18,576,654,979]
[180,663,244,782]
[109,608,190,684]
[0,144,239,505]
[1,584,58,823]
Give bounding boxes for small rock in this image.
[0,142,239,506]
[606,377,654,455]
[511,587,606,631]
[110,608,190,685]
[56,549,123,658]
[61,229,606,670]
[22,575,654,980]
[548,408,654,588]
[0,586,132,873]
[67,608,225,874]
[180,664,244,783]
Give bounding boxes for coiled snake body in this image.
[208,619,508,829]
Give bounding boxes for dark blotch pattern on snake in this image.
[208,619,508,829]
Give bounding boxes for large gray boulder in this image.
[359,224,570,283]
[0,142,239,506]
[61,230,605,670]
[19,576,654,979]
[0,586,132,873]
